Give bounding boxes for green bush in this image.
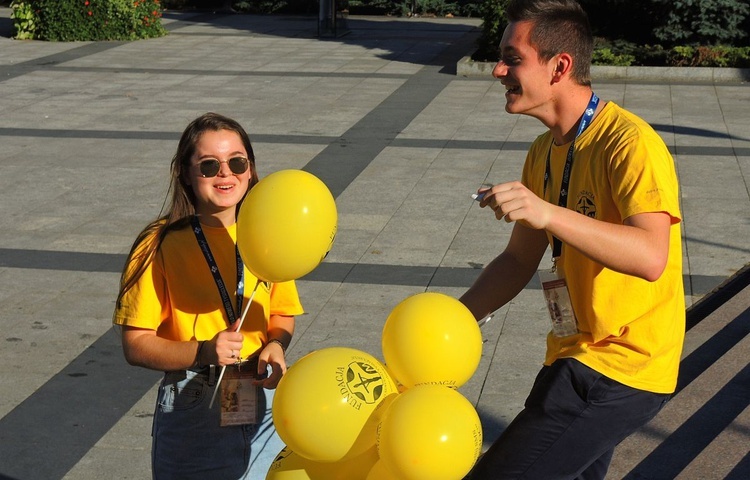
[654,0,749,47]
[345,0,479,17]
[590,39,750,67]
[409,0,459,17]
[9,0,37,39]
[10,0,167,41]
[474,0,750,67]
[592,48,635,67]
[668,45,750,68]
[471,0,508,61]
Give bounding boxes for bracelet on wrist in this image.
[267,338,286,354]
[195,340,206,368]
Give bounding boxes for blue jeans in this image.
[152,369,283,480]
[465,358,670,480]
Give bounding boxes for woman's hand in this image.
[255,340,286,388]
[255,314,295,388]
[205,327,244,367]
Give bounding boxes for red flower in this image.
[84,1,89,5]
[88,10,92,15]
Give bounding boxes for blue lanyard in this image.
[543,92,600,259]
[191,216,245,325]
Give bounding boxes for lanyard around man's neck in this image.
[191,216,245,325]
[543,92,600,260]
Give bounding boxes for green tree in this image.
[653,0,749,46]
[472,0,508,61]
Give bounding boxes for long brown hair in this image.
[115,113,260,308]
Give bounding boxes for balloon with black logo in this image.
[273,347,398,463]
[382,292,482,389]
[265,445,378,479]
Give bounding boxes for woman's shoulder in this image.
[159,218,195,247]
[129,217,189,253]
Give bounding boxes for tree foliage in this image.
[653,0,749,46]
[473,0,750,66]
[11,0,167,41]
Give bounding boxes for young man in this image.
[461,1,685,478]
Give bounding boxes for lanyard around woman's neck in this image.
[191,216,245,325]
[543,92,600,261]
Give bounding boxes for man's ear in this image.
[552,53,574,83]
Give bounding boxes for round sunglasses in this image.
[194,156,250,178]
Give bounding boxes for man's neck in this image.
[549,87,599,146]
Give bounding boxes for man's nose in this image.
[492,61,507,79]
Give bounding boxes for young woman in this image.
[114,112,303,479]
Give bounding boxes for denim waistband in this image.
[187,357,262,378]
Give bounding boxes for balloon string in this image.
[209,278,262,409]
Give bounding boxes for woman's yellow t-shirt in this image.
[522,102,685,394]
[113,222,304,359]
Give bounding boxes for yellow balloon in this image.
[376,385,483,480]
[273,347,398,463]
[381,292,482,389]
[365,460,402,480]
[237,169,337,282]
[266,446,379,480]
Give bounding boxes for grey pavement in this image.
[0,8,748,480]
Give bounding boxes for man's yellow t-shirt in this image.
[113,222,304,359]
[522,102,685,394]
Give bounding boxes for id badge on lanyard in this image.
[539,266,579,338]
[220,362,262,426]
[537,93,599,338]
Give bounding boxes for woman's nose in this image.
[217,160,232,177]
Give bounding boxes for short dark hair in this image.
[506,0,593,86]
